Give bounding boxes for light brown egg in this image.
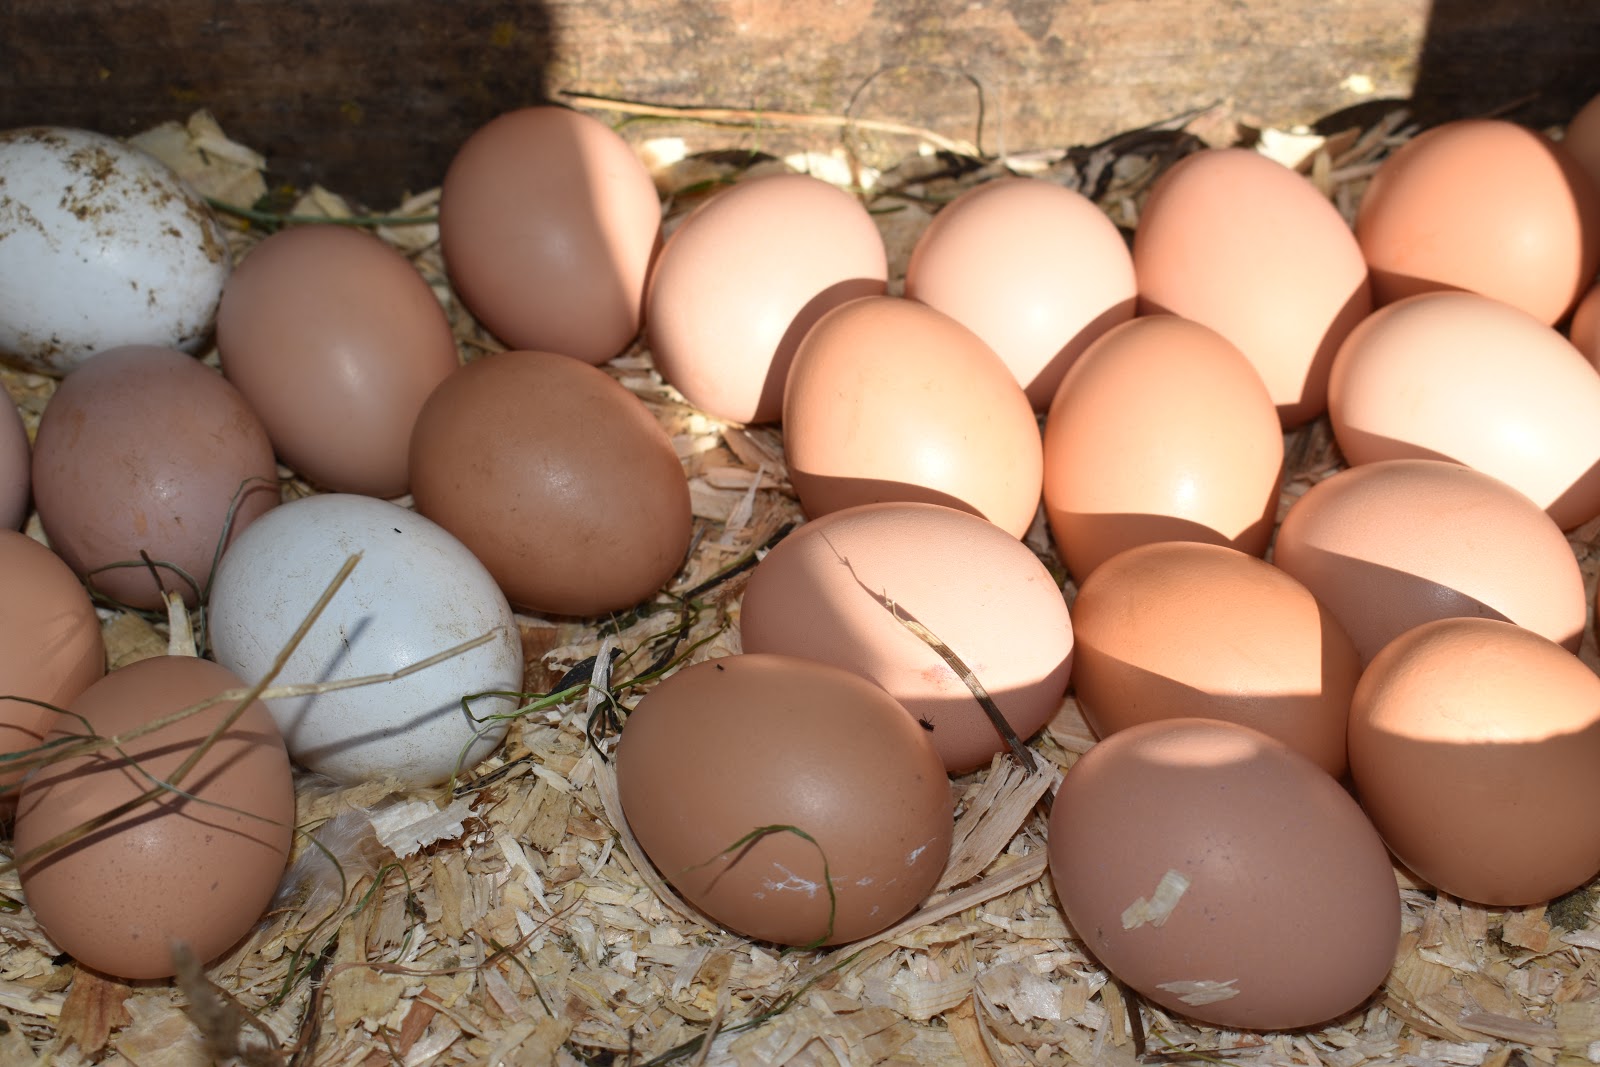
[905,177,1137,409]
[1349,617,1600,906]
[1355,118,1600,325]
[1570,280,1600,367]
[782,296,1043,538]
[440,106,661,365]
[1042,315,1283,583]
[1273,459,1586,663]
[15,655,294,980]
[1329,291,1600,530]
[739,502,1074,774]
[1133,148,1371,427]
[409,349,691,616]
[30,345,280,610]
[645,173,887,424]
[0,396,26,530]
[615,653,952,947]
[1048,718,1400,1030]
[216,224,459,498]
[1562,92,1600,205]
[1070,541,1358,777]
[0,529,103,794]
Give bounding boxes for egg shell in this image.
[1350,618,1600,906]
[0,127,231,376]
[439,106,661,365]
[1565,92,1600,202]
[1570,280,1600,368]
[1354,118,1600,326]
[0,529,104,793]
[1048,717,1400,1030]
[31,345,279,610]
[739,502,1074,774]
[1070,541,1358,777]
[782,296,1043,539]
[1132,148,1371,427]
[15,655,294,980]
[645,172,888,424]
[1041,314,1284,583]
[0,396,27,530]
[904,176,1137,409]
[1328,291,1600,530]
[615,653,953,947]
[207,493,521,787]
[1273,459,1586,664]
[409,349,692,616]
[216,224,460,498]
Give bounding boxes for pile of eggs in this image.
[2,91,1600,1036]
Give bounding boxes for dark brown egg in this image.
[409,349,691,616]
[15,655,294,980]
[782,296,1043,539]
[216,224,459,498]
[440,106,661,365]
[31,345,279,609]
[1070,541,1358,777]
[1048,718,1400,1030]
[616,653,952,947]
[0,529,104,793]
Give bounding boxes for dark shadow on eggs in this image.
[1273,542,1524,664]
[1048,512,1274,587]
[1322,424,1457,471]
[785,470,989,525]
[1024,297,1137,412]
[756,278,889,425]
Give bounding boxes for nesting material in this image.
[2,100,1600,1067]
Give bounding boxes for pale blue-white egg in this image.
[207,494,523,787]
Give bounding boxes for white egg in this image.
[0,126,231,376]
[207,494,522,787]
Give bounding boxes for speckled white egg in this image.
[0,127,231,376]
[207,494,523,787]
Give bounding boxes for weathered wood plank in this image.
[0,0,1595,204]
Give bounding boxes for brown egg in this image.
[15,655,294,980]
[645,173,887,424]
[905,177,1137,409]
[615,653,952,946]
[739,502,1073,773]
[1133,148,1371,427]
[1570,280,1600,367]
[1329,291,1600,530]
[0,529,103,793]
[216,224,459,498]
[1350,618,1600,906]
[1070,542,1358,777]
[409,349,691,616]
[0,395,26,530]
[440,106,661,365]
[1042,315,1283,583]
[782,296,1043,538]
[31,345,279,610]
[1355,118,1600,325]
[1048,718,1400,1030]
[1273,459,1586,663]
[1565,93,1600,200]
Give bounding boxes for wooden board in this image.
[2,0,1597,204]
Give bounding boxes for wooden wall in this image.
[2,0,1596,204]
